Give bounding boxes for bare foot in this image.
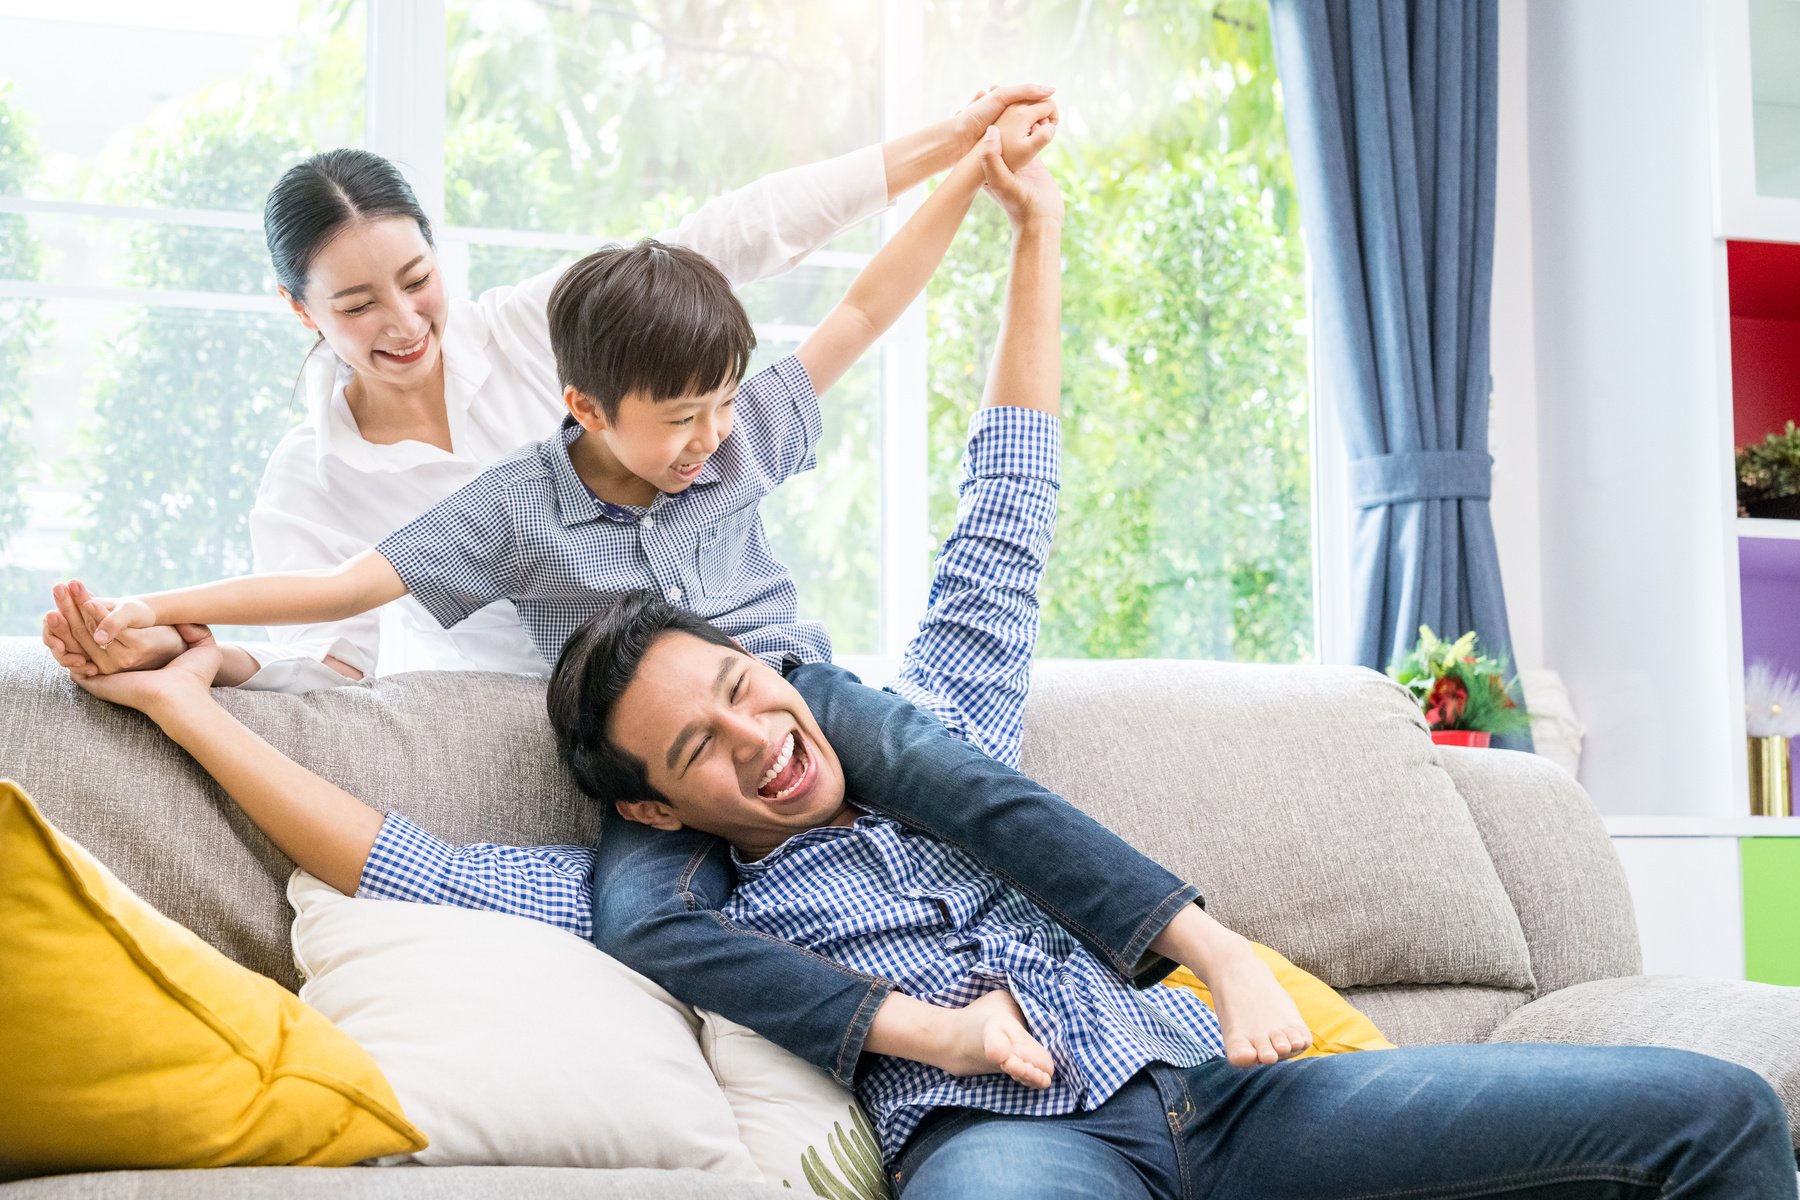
[940,989,1055,1089]
[1207,952,1313,1068]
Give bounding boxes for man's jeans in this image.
[893,1045,1796,1199]
[591,662,1201,1084]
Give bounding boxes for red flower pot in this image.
[1430,730,1491,749]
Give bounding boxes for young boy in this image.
[78,102,1057,669]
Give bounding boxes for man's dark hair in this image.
[547,589,741,806]
[546,239,756,421]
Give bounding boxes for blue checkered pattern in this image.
[376,352,831,671]
[886,405,1060,768]
[723,815,1226,1162]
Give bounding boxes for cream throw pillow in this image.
[287,871,759,1175]
[700,1011,893,1198]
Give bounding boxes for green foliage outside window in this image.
[1,0,1310,664]
[923,0,1310,661]
[0,85,48,627]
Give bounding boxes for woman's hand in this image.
[43,580,185,678]
[954,83,1058,155]
[70,623,224,719]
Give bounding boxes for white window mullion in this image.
[879,0,930,660]
[1307,260,1354,666]
[366,0,455,287]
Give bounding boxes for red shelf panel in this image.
[1728,240,1800,447]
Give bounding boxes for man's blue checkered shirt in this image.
[376,353,831,671]
[725,815,1225,1162]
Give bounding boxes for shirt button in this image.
[666,586,683,602]
[641,515,654,530]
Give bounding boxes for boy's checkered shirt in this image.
[376,352,831,671]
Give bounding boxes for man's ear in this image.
[566,385,609,432]
[278,286,318,332]
[615,798,683,832]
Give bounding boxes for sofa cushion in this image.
[1338,983,1531,1046]
[0,781,425,1181]
[1017,660,1535,993]
[1437,745,1641,992]
[1488,975,1800,1154]
[700,1013,891,1197]
[288,872,759,1177]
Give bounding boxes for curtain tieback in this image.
[1348,450,1493,510]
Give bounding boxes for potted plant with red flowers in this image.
[1387,626,1530,749]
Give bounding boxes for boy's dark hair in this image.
[547,589,741,806]
[264,148,434,301]
[547,239,756,421]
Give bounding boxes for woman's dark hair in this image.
[547,589,740,807]
[547,239,756,420]
[264,148,434,301]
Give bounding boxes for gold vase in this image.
[1747,735,1793,818]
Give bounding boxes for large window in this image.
[0,0,1312,664]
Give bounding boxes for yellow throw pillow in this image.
[0,779,426,1180]
[1163,941,1397,1057]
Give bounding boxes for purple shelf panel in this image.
[1741,537,1800,680]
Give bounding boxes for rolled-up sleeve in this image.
[358,812,597,940]
[888,406,1061,767]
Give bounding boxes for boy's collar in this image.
[550,415,722,525]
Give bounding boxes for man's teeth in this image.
[758,732,795,789]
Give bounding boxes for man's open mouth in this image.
[756,731,811,801]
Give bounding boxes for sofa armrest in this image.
[1488,974,1800,1155]
[1438,746,1641,993]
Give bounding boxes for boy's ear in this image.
[565,385,608,431]
[615,798,683,832]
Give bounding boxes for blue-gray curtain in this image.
[1269,0,1526,744]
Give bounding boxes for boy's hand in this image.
[89,594,157,649]
[978,127,1065,230]
[986,97,1059,174]
[936,988,1055,1090]
[71,623,223,718]
[1205,949,1313,1068]
[43,580,184,678]
[954,83,1056,154]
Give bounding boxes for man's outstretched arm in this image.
[69,625,382,895]
[887,133,1066,766]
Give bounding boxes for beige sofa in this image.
[0,638,1794,1196]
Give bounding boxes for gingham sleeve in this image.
[887,406,1061,768]
[375,467,527,629]
[732,354,823,487]
[358,812,597,940]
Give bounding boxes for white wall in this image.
[1510,0,1739,817]
[1490,0,1544,673]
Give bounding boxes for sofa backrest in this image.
[1016,660,1536,999]
[0,641,1633,1043]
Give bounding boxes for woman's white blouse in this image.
[240,145,889,693]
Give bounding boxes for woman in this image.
[43,84,1055,689]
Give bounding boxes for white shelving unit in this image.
[1738,517,1800,541]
